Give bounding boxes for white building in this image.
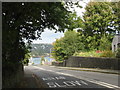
[112,34,120,52]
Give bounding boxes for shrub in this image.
[100,50,115,58]
[73,51,102,57]
[115,48,120,58]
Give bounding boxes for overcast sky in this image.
[32,1,89,44]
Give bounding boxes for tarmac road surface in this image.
[24,65,120,89]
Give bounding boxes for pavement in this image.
[15,68,39,88]
[16,65,120,88]
[53,66,120,75]
[16,67,47,88]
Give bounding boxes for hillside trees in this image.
[31,44,53,56]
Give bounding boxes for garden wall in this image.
[65,56,120,70]
[2,64,24,88]
[52,62,63,67]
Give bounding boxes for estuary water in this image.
[29,57,54,65]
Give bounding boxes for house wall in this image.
[118,35,120,43]
[112,35,120,52]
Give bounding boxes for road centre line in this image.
[33,66,75,76]
[33,66,56,72]
[56,72,74,77]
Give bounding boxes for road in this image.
[25,65,120,89]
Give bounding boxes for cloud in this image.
[32,1,89,44]
[32,28,64,44]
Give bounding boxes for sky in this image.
[32,29,64,44]
[32,0,89,44]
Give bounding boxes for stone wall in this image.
[65,56,119,70]
[2,64,24,88]
[52,62,63,67]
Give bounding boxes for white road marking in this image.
[47,70,53,72]
[42,76,66,81]
[88,80,120,89]
[55,76,66,80]
[85,80,114,88]
[47,81,83,88]
[54,82,67,87]
[33,66,46,70]
[69,81,82,86]
[56,72,74,77]
[63,81,76,86]
[32,66,120,89]
[47,82,57,88]
[80,80,88,85]
[74,76,120,89]
[33,66,56,73]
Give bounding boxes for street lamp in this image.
[50,48,52,57]
[49,48,54,64]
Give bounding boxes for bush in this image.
[100,50,115,58]
[73,51,102,57]
[115,48,120,58]
[74,50,116,58]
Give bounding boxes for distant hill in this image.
[30,43,53,57]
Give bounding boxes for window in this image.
[117,43,120,48]
[114,45,116,52]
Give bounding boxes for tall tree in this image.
[2,2,83,88]
[2,2,73,75]
[52,30,84,62]
[82,2,118,50]
[111,1,120,34]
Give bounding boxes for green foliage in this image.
[52,38,65,62]
[41,56,45,62]
[74,51,102,57]
[99,36,111,50]
[80,2,119,50]
[41,56,45,65]
[74,50,115,58]
[111,2,120,32]
[52,30,85,62]
[23,53,31,65]
[83,2,117,35]
[2,2,74,75]
[115,48,120,58]
[100,50,115,58]
[32,62,34,65]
